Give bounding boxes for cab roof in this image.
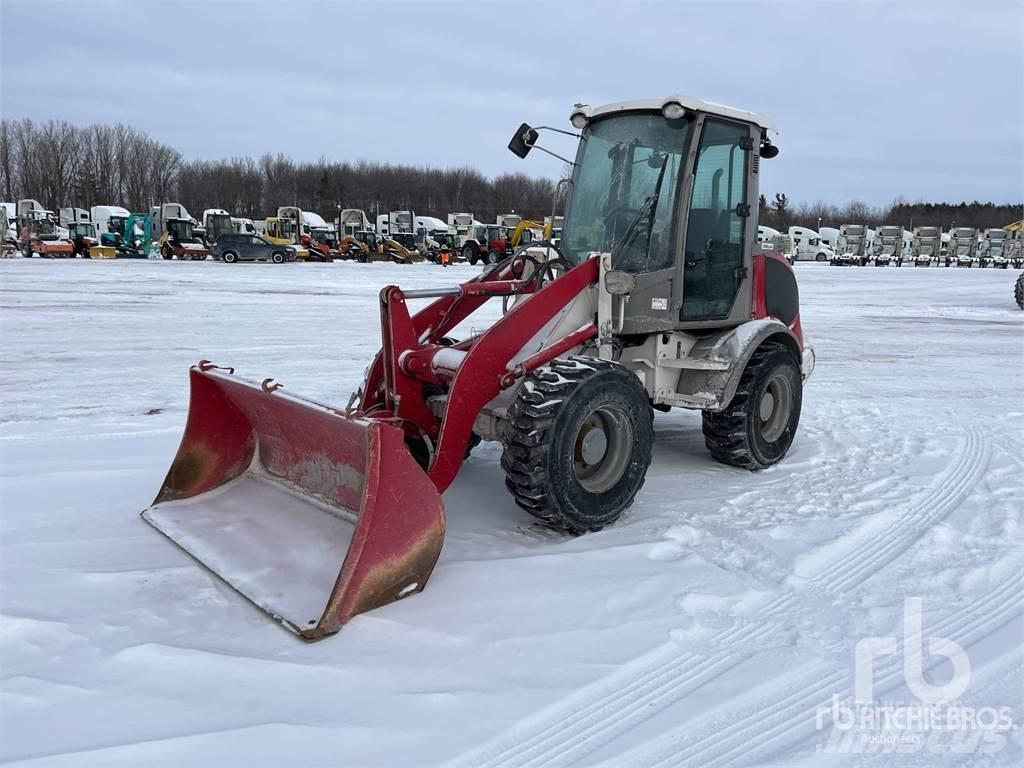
[576,95,778,133]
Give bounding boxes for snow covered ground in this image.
[1,259,1022,767]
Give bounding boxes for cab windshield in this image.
[168,220,194,240]
[561,112,690,270]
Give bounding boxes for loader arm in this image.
[358,256,600,492]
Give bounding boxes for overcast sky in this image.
[1,0,1021,207]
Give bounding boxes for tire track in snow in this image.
[696,573,1024,768]
[447,624,776,768]
[809,426,988,593]
[628,568,1024,768]
[447,427,990,768]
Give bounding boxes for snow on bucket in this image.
[142,364,445,640]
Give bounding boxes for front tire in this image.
[702,343,802,470]
[501,356,654,534]
[487,249,501,264]
[1015,272,1024,310]
[223,251,238,263]
[272,251,285,264]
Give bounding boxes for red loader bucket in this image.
[142,365,445,640]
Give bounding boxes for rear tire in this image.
[1015,273,1024,310]
[462,244,477,264]
[272,251,285,264]
[223,251,238,263]
[501,356,654,534]
[702,343,802,470]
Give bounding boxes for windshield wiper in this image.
[610,153,669,264]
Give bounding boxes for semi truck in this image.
[910,226,944,266]
[945,227,977,267]
[979,228,1010,268]
[757,225,791,258]
[338,209,372,236]
[376,211,414,238]
[833,224,870,266]
[91,205,132,246]
[787,226,835,262]
[231,217,258,235]
[447,212,476,248]
[818,226,840,252]
[872,225,904,266]
[1006,229,1024,269]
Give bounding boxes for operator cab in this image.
[510,95,780,333]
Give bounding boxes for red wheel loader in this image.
[143,95,815,639]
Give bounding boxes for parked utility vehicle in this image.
[17,200,74,258]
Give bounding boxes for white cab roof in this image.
[577,95,778,133]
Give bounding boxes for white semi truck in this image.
[231,217,257,235]
[447,213,478,247]
[376,211,414,237]
[945,227,977,267]
[979,228,1010,268]
[756,225,791,258]
[833,224,870,266]
[787,226,834,262]
[872,225,904,266]
[818,226,840,252]
[91,205,132,246]
[338,209,372,236]
[910,226,944,266]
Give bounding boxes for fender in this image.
[673,318,801,412]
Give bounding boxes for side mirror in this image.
[604,270,636,295]
[760,143,779,159]
[508,123,538,159]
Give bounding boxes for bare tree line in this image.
[2,118,1019,229]
[0,119,555,221]
[760,193,1021,231]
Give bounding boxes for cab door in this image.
[680,118,751,321]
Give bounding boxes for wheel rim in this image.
[758,373,793,443]
[573,405,632,493]
[488,251,498,264]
